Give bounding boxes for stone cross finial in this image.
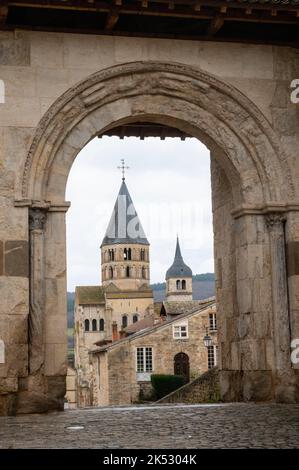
[117,158,129,182]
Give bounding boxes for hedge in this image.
[151,374,185,399]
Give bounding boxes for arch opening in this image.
[19,61,294,412]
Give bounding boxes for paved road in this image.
[0,403,298,449]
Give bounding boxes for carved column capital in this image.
[265,213,286,230]
[29,208,47,231]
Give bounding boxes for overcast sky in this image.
[66,136,213,291]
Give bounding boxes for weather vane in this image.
[118,158,130,182]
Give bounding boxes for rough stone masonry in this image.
[0,30,299,414]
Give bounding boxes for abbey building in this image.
[71,176,217,408]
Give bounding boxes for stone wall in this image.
[157,367,220,404]
[0,29,299,413]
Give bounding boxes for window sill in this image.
[136,372,152,382]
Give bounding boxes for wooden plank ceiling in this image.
[0,1,298,46]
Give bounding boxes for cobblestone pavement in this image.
[0,403,298,449]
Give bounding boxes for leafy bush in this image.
[151,374,185,399]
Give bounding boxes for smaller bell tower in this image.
[166,237,193,301]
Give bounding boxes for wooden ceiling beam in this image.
[7,1,299,14]
[0,6,8,25]
[3,1,299,27]
[105,9,120,30]
[206,15,224,36]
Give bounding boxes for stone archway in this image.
[13,61,299,413]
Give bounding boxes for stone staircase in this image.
[156,368,220,404]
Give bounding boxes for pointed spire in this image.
[175,236,183,261]
[166,237,192,280]
[101,180,149,247]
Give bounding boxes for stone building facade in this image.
[73,179,154,406]
[72,181,208,408]
[90,301,217,406]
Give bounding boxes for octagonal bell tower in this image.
[101,173,150,291]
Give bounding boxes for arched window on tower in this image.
[126,266,130,278]
[109,266,113,279]
[176,280,181,290]
[133,314,138,323]
[140,249,145,261]
[128,248,132,260]
[84,319,90,332]
[122,315,128,328]
[100,319,105,331]
[182,280,186,290]
[92,319,97,331]
[124,248,128,260]
[142,266,147,279]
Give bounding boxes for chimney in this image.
[112,321,118,341]
[119,329,127,339]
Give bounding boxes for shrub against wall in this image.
[151,374,185,399]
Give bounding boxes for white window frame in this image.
[172,322,188,339]
[136,347,153,373]
[209,312,217,332]
[207,345,218,369]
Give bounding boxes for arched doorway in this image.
[15,61,296,412]
[174,352,190,383]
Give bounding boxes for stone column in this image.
[28,208,47,375]
[266,213,291,371]
[285,211,299,370]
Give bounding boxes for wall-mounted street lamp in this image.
[203,327,212,348]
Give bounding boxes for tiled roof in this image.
[124,314,158,335]
[93,298,216,353]
[75,286,105,305]
[105,290,153,300]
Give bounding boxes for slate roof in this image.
[163,299,215,316]
[101,180,149,247]
[165,237,192,280]
[75,286,105,305]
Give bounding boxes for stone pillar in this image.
[28,208,47,375]
[43,208,68,411]
[266,213,291,372]
[15,206,48,414]
[274,210,299,401]
[285,211,299,366]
